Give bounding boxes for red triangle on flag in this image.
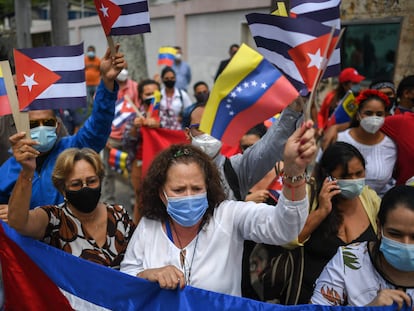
[94,0,122,35]
[288,33,338,92]
[14,49,61,110]
[120,100,137,113]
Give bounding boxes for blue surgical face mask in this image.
[380,232,414,272]
[30,126,57,153]
[336,178,365,199]
[165,192,208,227]
[87,51,95,58]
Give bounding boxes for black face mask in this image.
[65,186,101,214]
[195,92,209,104]
[143,96,155,106]
[163,80,175,89]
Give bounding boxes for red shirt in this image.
[381,112,414,185]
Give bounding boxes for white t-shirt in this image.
[338,129,397,197]
[120,194,308,296]
[311,241,414,306]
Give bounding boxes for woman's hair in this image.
[52,148,104,194]
[141,144,226,222]
[161,66,176,79]
[350,89,390,128]
[378,185,414,227]
[314,142,366,236]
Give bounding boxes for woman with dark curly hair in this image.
[337,89,396,197]
[120,123,317,296]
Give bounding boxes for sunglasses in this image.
[29,118,57,129]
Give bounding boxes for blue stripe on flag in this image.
[28,96,87,110]
[111,24,151,36]
[0,77,6,96]
[53,70,86,84]
[120,1,148,15]
[19,42,83,59]
[210,59,282,138]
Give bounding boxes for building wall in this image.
[27,0,413,89]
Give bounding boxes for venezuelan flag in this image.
[327,90,356,126]
[157,46,176,67]
[0,65,12,116]
[200,44,299,146]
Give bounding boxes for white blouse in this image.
[338,129,397,197]
[120,194,308,296]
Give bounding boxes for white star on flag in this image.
[261,82,267,89]
[21,73,38,91]
[307,49,324,69]
[100,3,109,17]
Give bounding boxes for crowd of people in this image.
[1,40,414,310]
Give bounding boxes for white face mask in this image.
[116,69,128,82]
[190,133,222,158]
[360,115,385,134]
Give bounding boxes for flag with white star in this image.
[246,13,340,95]
[200,44,298,146]
[14,43,86,111]
[94,0,150,36]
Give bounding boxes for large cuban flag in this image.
[0,222,402,310]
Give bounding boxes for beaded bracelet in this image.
[282,172,308,184]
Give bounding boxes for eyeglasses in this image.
[29,118,57,129]
[66,176,100,191]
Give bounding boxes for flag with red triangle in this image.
[94,0,151,36]
[14,43,87,111]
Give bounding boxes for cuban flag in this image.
[290,0,341,29]
[14,43,86,111]
[112,97,137,128]
[0,221,403,310]
[246,13,340,95]
[199,43,298,147]
[94,0,151,36]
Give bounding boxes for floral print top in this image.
[40,202,135,270]
[311,242,414,306]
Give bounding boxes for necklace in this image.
[169,220,200,285]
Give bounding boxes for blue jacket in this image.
[0,80,118,209]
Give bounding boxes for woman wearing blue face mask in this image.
[275,141,380,304]
[311,185,414,308]
[121,121,317,297]
[337,89,397,197]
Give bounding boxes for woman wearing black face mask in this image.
[8,147,135,270]
[159,66,193,130]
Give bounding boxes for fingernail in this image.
[300,139,306,145]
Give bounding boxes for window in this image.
[341,18,402,82]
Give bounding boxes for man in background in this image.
[172,46,191,91]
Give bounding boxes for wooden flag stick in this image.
[106,36,117,57]
[0,61,30,138]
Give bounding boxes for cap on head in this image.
[339,68,365,84]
